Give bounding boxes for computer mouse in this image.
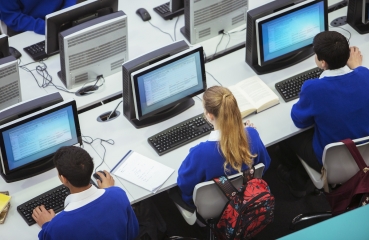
[136,8,151,22]
[8,47,22,59]
[93,171,106,182]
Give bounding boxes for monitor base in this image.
[247,47,315,75]
[0,158,55,183]
[127,98,195,129]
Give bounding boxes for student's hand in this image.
[244,120,256,129]
[97,170,115,189]
[347,46,362,69]
[32,205,55,227]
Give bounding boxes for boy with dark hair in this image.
[32,146,139,240]
[279,31,369,197]
[0,0,76,35]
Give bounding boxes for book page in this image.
[112,151,174,193]
[236,76,279,111]
[228,85,256,117]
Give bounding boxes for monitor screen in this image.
[256,0,326,66]
[131,46,206,120]
[45,0,118,54]
[0,99,81,174]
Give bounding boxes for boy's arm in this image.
[0,0,45,34]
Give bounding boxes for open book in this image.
[228,76,280,118]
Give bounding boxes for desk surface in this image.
[79,5,369,204]
[279,205,369,240]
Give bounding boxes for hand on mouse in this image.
[96,170,115,189]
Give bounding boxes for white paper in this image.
[112,151,174,193]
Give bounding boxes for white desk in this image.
[82,6,369,204]
[2,2,363,239]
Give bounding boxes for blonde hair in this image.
[203,86,255,172]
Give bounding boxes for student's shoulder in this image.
[353,66,369,75]
[245,127,260,140]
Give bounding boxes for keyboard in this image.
[17,184,70,226]
[23,41,50,61]
[275,67,323,102]
[153,2,184,20]
[148,113,214,156]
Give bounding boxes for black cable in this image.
[82,136,115,173]
[210,33,224,62]
[174,16,180,41]
[195,95,202,102]
[148,20,174,42]
[19,60,76,94]
[206,71,222,86]
[107,100,123,120]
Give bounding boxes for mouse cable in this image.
[148,20,174,42]
[148,16,180,43]
[82,135,115,173]
[206,71,222,86]
[19,60,75,94]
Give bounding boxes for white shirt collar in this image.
[208,130,220,141]
[319,66,352,79]
[64,185,105,211]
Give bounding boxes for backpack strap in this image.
[213,175,239,200]
[341,139,369,172]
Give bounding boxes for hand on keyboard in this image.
[32,205,56,227]
[244,120,256,129]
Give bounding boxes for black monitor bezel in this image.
[45,0,118,54]
[0,35,10,59]
[256,0,328,67]
[0,99,81,175]
[131,46,206,121]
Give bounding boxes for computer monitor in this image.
[347,0,369,34]
[122,41,206,128]
[58,11,127,90]
[180,0,248,44]
[170,0,184,12]
[0,35,10,59]
[45,0,118,54]
[0,95,81,183]
[246,0,328,75]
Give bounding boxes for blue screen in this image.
[261,1,325,62]
[2,105,78,171]
[136,51,204,116]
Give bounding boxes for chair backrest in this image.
[323,136,369,185]
[192,163,265,220]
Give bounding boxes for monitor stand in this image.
[0,158,55,183]
[128,98,194,129]
[248,47,315,75]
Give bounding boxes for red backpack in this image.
[212,168,275,240]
